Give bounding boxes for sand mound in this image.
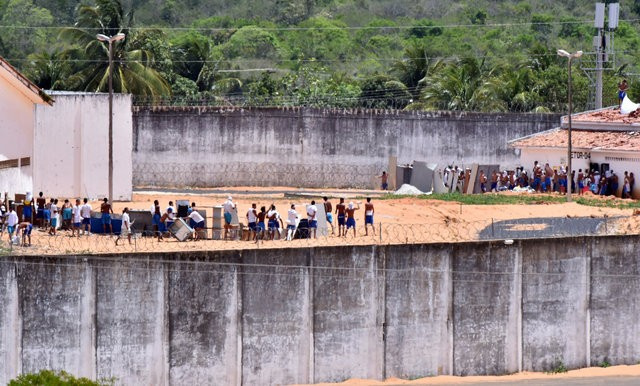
[394,184,423,195]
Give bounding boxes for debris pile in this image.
[395,184,424,195]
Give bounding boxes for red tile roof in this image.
[510,128,640,152]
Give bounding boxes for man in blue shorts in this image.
[267,205,283,240]
[18,222,32,246]
[246,203,258,240]
[286,204,298,241]
[188,205,205,240]
[223,196,236,240]
[36,192,46,228]
[100,197,113,234]
[255,206,267,242]
[72,199,82,237]
[151,200,163,241]
[44,198,52,229]
[80,198,92,235]
[345,201,360,237]
[364,197,375,236]
[306,200,317,239]
[335,198,346,237]
[323,197,334,235]
[6,206,18,244]
[22,193,33,223]
[378,171,388,190]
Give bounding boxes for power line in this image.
[1,18,639,32]
[5,49,638,65]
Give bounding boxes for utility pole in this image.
[96,33,125,203]
[592,2,619,109]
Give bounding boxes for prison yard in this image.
[5,187,640,256]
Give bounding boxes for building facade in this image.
[511,108,640,198]
[0,57,132,201]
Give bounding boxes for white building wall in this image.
[520,147,640,198]
[0,74,36,194]
[34,93,132,200]
[518,147,591,173]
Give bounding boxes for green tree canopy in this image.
[59,0,170,97]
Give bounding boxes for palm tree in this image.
[25,50,71,90]
[416,57,506,112]
[392,41,443,98]
[59,0,169,97]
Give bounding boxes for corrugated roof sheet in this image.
[510,128,640,151]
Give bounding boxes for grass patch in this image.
[378,192,640,209]
[379,193,567,205]
[547,359,568,374]
[575,197,640,210]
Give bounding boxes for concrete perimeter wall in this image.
[132,107,560,188]
[1,236,639,385]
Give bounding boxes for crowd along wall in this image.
[132,107,560,189]
[1,236,639,385]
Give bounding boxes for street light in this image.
[557,49,583,203]
[96,33,125,204]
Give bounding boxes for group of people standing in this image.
[1,191,115,246]
[476,161,635,198]
[243,196,377,241]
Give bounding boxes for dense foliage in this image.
[1,0,639,112]
[8,370,113,386]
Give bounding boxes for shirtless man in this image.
[335,198,346,237]
[533,163,543,192]
[490,171,498,192]
[544,163,554,192]
[577,169,585,195]
[364,197,376,236]
[36,192,46,228]
[256,206,267,242]
[378,171,388,190]
[479,170,487,193]
[323,197,334,235]
[267,204,284,240]
[345,202,360,237]
[100,198,113,234]
[17,221,33,246]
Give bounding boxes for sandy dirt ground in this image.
[5,188,638,255]
[294,364,640,385]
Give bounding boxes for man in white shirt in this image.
[115,207,133,245]
[166,201,176,216]
[7,206,18,243]
[72,199,83,237]
[80,198,92,235]
[246,203,258,240]
[286,204,299,241]
[223,196,236,239]
[306,200,317,239]
[188,205,205,240]
[267,204,283,240]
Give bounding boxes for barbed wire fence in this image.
[2,214,629,256]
